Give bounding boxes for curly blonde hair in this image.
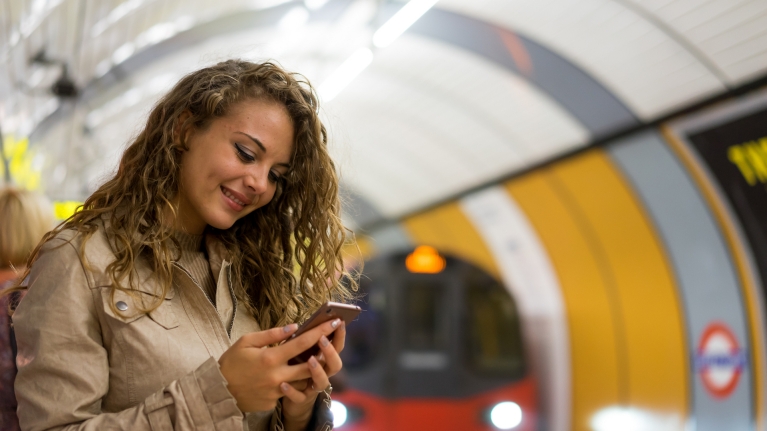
[17,60,356,328]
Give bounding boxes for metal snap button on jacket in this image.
[116,301,128,311]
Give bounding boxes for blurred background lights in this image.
[90,0,149,37]
[304,0,329,11]
[318,48,373,102]
[278,6,310,30]
[591,406,682,431]
[591,407,644,431]
[405,246,446,274]
[372,0,439,48]
[490,401,522,429]
[330,400,348,427]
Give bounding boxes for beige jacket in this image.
[12,225,331,431]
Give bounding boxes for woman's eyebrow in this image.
[235,131,266,152]
[234,131,291,169]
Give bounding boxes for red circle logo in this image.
[694,322,747,399]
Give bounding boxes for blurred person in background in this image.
[7,60,355,431]
[0,187,54,431]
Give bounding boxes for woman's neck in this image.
[173,230,203,252]
[163,195,206,235]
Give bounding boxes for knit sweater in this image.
[173,231,217,304]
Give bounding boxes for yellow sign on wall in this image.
[1,135,43,191]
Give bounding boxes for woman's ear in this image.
[174,111,193,148]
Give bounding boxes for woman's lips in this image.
[221,186,251,211]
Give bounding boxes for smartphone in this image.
[287,301,361,365]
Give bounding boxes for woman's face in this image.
[176,98,294,234]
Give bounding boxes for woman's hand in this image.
[217,318,342,414]
[279,322,346,431]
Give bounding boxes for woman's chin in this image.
[205,213,238,231]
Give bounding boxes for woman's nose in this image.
[244,166,269,195]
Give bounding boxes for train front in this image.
[330,247,537,431]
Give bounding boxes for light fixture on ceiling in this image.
[372,0,439,48]
[318,47,373,102]
[90,0,149,37]
[279,6,310,29]
[304,0,329,11]
[314,0,441,102]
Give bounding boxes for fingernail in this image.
[320,335,330,347]
[280,382,290,392]
[331,319,340,329]
[283,323,297,333]
[309,356,318,368]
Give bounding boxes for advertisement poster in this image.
[685,106,767,298]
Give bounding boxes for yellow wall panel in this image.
[403,202,500,279]
[506,172,620,431]
[551,150,688,417]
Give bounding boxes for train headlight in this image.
[489,401,523,429]
[330,401,348,427]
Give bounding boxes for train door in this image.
[390,265,462,397]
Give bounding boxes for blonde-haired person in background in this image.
[0,187,54,431]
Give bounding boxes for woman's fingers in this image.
[275,319,341,362]
[332,322,346,353]
[279,362,313,383]
[280,382,309,404]
[318,334,343,376]
[310,323,345,370]
[241,324,298,348]
[308,356,331,393]
[289,378,310,392]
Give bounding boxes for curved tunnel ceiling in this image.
[2,0,767,226]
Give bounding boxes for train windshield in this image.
[466,274,525,378]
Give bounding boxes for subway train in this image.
[332,246,537,431]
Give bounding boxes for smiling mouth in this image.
[221,186,249,207]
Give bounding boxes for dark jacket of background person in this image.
[12,218,331,431]
[0,187,54,431]
[0,269,20,431]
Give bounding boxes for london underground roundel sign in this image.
[694,322,747,399]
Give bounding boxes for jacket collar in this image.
[97,213,236,300]
[203,233,230,287]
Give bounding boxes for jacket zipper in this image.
[226,264,237,337]
[172,262,235,338]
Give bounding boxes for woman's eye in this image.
[268,171,281,184]
[235,143,256,162]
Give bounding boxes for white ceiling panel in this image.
[623,0,767,84]
[438,0,726,120]
[326,34,589,216]
[3,0,767,224]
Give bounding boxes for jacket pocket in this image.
[100,287,179,329]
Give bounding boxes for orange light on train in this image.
[405,246,446,274]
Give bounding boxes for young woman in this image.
[10,60,355,431]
